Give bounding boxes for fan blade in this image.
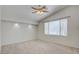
[43,11,48,12]
[32,11,38,13]
[32,7,37,10]
[32,7,40,10]
[43,6,46,9]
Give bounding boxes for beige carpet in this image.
[1,39,79,54]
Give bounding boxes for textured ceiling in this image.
[2,5,67,24]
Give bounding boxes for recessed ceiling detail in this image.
[2,5,67,24]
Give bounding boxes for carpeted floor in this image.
[1,39,79,54]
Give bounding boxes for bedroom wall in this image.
[0,7,1,53]
[1,21,37,45]
[38,6,79,48]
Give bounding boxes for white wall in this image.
[2,21,37,45]
[0,7,1,53]
[38,6,79,48]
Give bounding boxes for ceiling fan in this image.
[32,5,48,15]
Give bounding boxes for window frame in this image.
[44,17,69,36]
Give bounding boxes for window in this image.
[44,18,68,36]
